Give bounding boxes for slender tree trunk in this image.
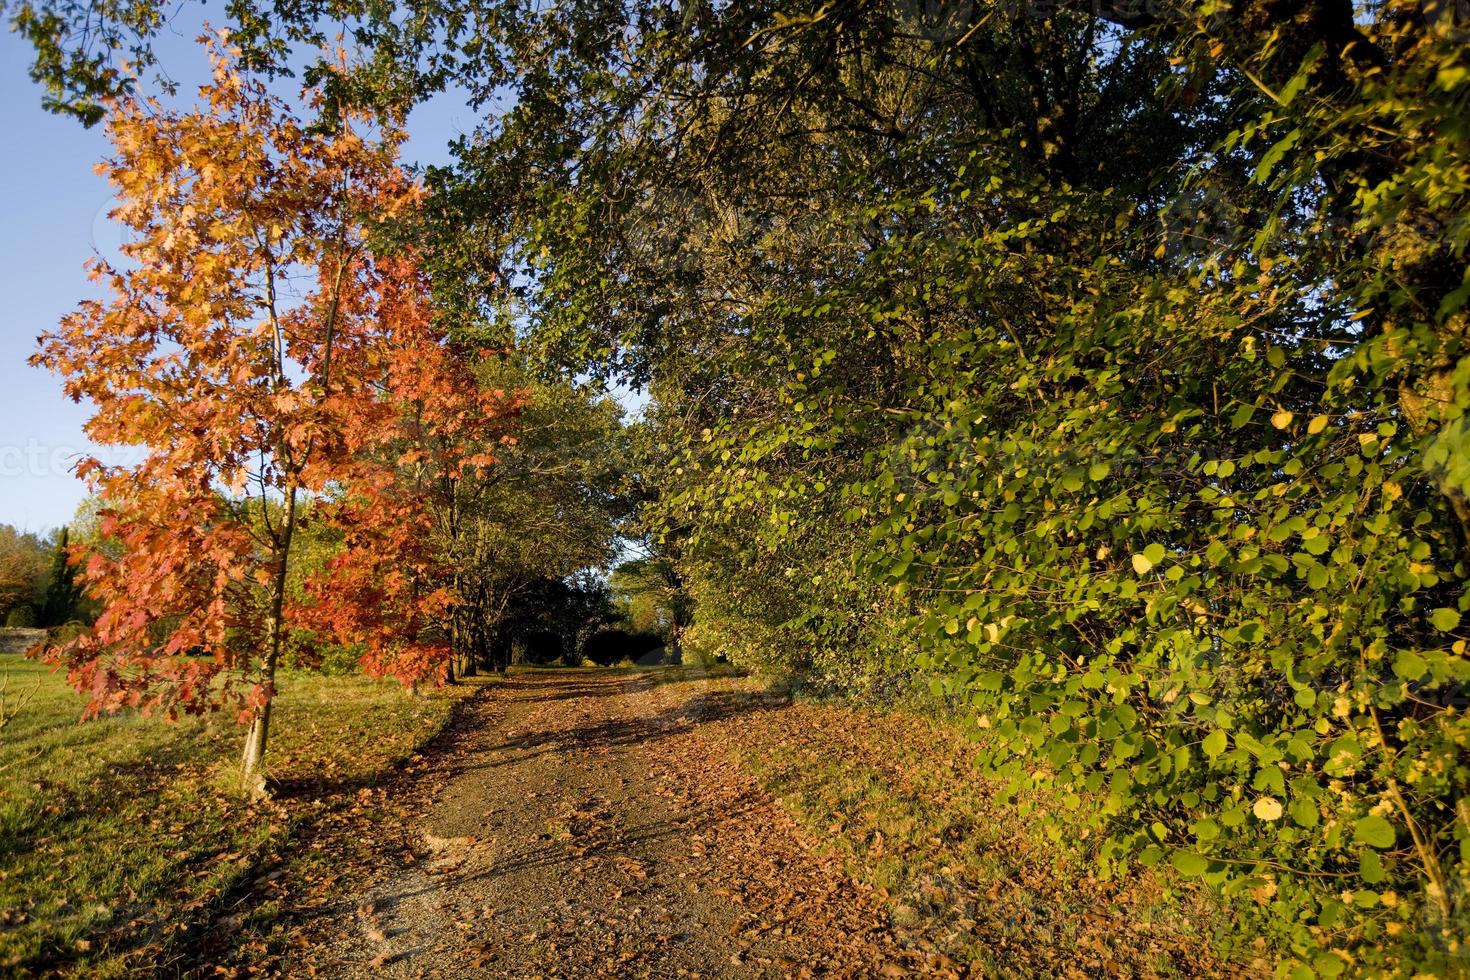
[240,697,273,796]
[461,638,477,677]
[241,484,297,798]
[448,579,462,683]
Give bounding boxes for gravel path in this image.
[312,670,923,978]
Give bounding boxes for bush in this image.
[46,621,87,645]
[5,607,35,629]
[512,631,564,666]
[582,629,667,667]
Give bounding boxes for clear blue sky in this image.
[0,17,479,533]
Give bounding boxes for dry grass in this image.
[711,682,1263,976]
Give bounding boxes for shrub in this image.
[5,607,36,629]
[583,629,666,667]
[46,621,87,645]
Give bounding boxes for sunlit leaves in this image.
[308,1,1470,971]
[1354,815,1396,850]
[1170,850,1209,876]
[28,40,466,754]
[1429,607,1460,632]
[1252,797,1283,821]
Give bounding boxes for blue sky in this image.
[0,18,481,533]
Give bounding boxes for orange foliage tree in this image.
[298,259,523,688]
[30,37,495,794]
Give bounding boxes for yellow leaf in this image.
[1253,797,1283,821]
[1270,410,1293,429]
[1307,414,1329,434]
[1131,553,1154,574]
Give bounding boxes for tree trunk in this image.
[240,484,297,798]
[447,601,460,684]
[240,698,273,797]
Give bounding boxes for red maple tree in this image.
[30,37,507,794]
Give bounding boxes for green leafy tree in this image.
[403,4,1468,968]
[445,366,630,673]
[610,554,691,661]
[39,526,82,627]
[5,607,36,629]
[495,572,618,666]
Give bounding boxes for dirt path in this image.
[312,670,929,978]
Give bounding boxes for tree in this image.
[30,37,445,795]
[610,555,690,663]
[442,368,628,674]
[0,526,49,620]
[297,284,522,687]
[396,4,1469,968]
[40,526,82,627]
[494,572,618,666]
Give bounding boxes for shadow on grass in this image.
[0,736,211,863]
[267,689,487,801]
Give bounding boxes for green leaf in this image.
[1202,729,1228,759]
[1430,607,1461,632]
[1393,649,1427,681]
[1360,849,1386,884]
[1290,798,1319,828]
[1253,127,1300,182]
[1354,814,1395,849]
[1169,850,1209,876]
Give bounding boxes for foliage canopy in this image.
[14,0,1470,969]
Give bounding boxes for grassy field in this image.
[714,684,1255,976]
[0,651,474,977]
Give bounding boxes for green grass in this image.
[0,654,473,977]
